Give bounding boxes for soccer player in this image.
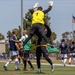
[23,1,53,46]
[4,29,20,71]
[58,39,68,66]
[68,41,75,64]
[36,24,54,73]
[19,30,34,71]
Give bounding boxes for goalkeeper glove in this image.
[49,1,53,6]
[33,2,39,8]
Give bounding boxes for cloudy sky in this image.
[0,0,75,42]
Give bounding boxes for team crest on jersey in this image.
[62,43,65,47]
[71,45,73,48]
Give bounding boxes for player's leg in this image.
[4,51,14,70]
[61,56,67,66]
[23,25,36,45]
[27,59,34,71]
[4,59,12,71]
[22,59,27,71]
[37,24,49,44]
[63,54,67,66]
[26,51,34,71]
[61,54,65,66]
[36,47,41,73]
[68,53,72,65]
[23,50,34,71]
[15,56,20,70]
[21,51,27,71]
[42,46,54,72]
[18,50,22,64]
[73,53,75,64]
[14,51,20,70]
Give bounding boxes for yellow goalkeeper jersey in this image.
[32,10,44,25]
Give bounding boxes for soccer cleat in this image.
[30,68,34,71]
[3,65,7,71]
[64,64,66,67]
[15,68,20,71]
[51,65,54,72]
[36,71,41,74]
[22,68,27,71]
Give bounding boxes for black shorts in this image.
[30,24,44,35]
[19,50,23,57]
[22,50,29,58]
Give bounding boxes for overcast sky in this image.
[0,0,75,42]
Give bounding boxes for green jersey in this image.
[23,35,31,50]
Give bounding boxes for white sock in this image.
[73,58,75,63]
[69,58,71,63]
[64,59,67,64]
[61,60,64,64]
[38,68,41,72]
[15,58,19,69]
[5,59,12,67]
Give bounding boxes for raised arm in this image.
[43,1,53,14]
[29,2,39,14]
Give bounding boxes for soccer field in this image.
[0,60,75,75]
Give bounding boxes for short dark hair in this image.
[37,6,43,10]
[12,29,18,34]
[61,39,65,42]
[72,41,74,44]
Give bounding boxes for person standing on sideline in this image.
[36,24,54,73]
[19,30,34,71]
[23,1,53,46]
[68,41,75,64]
[58,39,68,66]
[4,29,20,71]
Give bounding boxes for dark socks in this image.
[23,60,27,68]
[28,61,33,68]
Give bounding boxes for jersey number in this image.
[36,13,38,16]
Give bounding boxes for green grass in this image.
[0,60,75,75]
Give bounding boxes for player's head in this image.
[61,39,65,42]
[12,28,18,35]
[23,30,28,35]
[37,6,43,10]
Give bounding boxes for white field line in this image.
[0,60,75,67]
[32,63,75,67]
